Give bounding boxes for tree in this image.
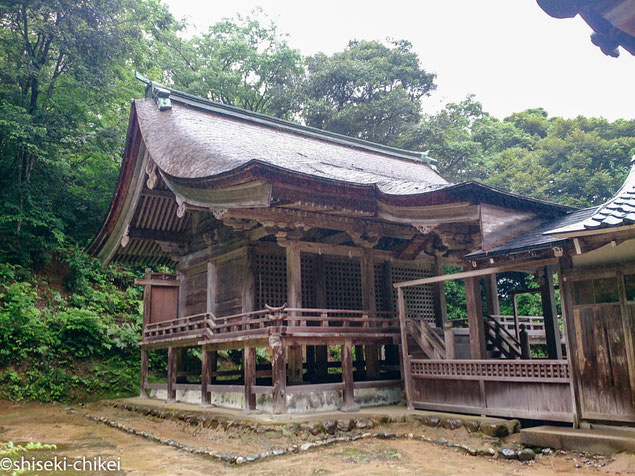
[158,10,304,119]
[0,0,176,264]
[302,39,436,144]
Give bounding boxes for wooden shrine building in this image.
[89,78,634,425]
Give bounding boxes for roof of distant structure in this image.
[468,156,635,259]
[537,0,635,57]
[548,157,635,234]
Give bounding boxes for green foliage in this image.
[303,39,436,144]
[0,249,143,402]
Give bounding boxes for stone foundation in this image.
[149,385,402,413]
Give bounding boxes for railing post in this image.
[443,322,455,360]
[520,324,531,360]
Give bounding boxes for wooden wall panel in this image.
[149,286,178,323]
[183,270,207,316]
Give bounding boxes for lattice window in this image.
[254,253,287,309]
[301,256,316,308]
[325,258,362,310]
[391,264,434,322]
[374,263,386,311]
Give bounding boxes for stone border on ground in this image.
[67,406,536,466]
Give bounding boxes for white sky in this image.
[162,0,635,120]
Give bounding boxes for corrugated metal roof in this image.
[548,158,635,234]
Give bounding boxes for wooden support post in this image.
[314,255,328,381]
[175,347,187,383]
[443,322,455,359]
[167,347,177,402]
[201,349,211,405]
[616,270,635,410]
[140,349,149,398]
[341,338,358,411]
[557,258,583,428]
[519,324,530,359]
[361,248,379,379]
[397,288,414,410]
[465,276,487,360]
[142,268,151,328]
[270,336,287,414]
[384,262,399,365]
[484,273,500,316]
[432,256,448,328]
[539,265,563,360]
[286,245,303,383]
[244,346,256,411]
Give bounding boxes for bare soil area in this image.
[0,400,633,475]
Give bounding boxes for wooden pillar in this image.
[140,349,149,398]
[314,255,328,381]
[244,346,256,411]
[616,270,635,409]
[207,261,217,315]
[201,348,211,405]
[539,265,563,360]
[361,248,379,379]
[175,347,187,383]
[432,256,448,328]
[465,276,487,360]
[270,336,287,414]
[384,262,399,365]
[443,322,455,360]
[557,257,583,427]
[341,338,358,411]
[167,347,177,402]
[286,245,303,383]
[242,247,255,314]
[484,274,500,316]
[397,287,413,409]
[142,268,151,327]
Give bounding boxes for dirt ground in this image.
[0,400,633,475]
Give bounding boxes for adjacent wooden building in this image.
[89,78,634,425]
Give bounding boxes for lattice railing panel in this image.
[410,359,570,382]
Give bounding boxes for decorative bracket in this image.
[145,159,157,189]
[414,224,437,234]
[211,207,228,220]
[175,196,186,218]
[120,225,130,248]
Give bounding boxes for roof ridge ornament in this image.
[152,85,172,111]
[419,150,438,170]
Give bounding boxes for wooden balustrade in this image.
[142,307,400,345]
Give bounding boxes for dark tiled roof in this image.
[548,158,635,234]
[466,207,598,259]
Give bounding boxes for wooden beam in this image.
[465,275,487,360]
[244,346,256,411]
[226,207,415,239]
[341,339,358,411]
[129,227,186,244]
[539,265,563,360]
[394,257,557,288]
[270,336,287,414]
